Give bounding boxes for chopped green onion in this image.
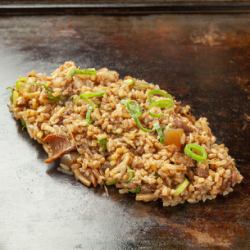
[6,86,13,91]
[129,186,141,194]
[184,143,207,162]
[43,85,61,102]
[124,78,135,86]
[121,99,153,132]
[86,105,94,124]
[7,87,14,102]
[97,136,108,152]
[20,119,26,129]
[15,77,27,90]
[81,97,96,107]
[72,95,80,103]
[67,68,96,78]
[121,99,142,117]
[133,116,153,132]
[147,89,174,117]
[79,91,105,124]
[149,109,162,118]
[106,179,117,186]
[134,82,150,90]
[80,91,105,99]
[149,99,174,109]
[153,122,164,144]
[35,81,49,87]
[124,79,150,89]
[127,167,135,183]
[30,82,61,102]
[12,90,19,106]
[17,77,27,82]
[174,178,189,196]
[148,89,172,99]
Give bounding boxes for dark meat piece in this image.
[135,146,144,156]
[221,179,231,192]
[43,134,76,163]
[186,167,195,181]
[141,184,155,193]
[195,166,209,178]
[173,118,193,134]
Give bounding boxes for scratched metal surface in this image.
[0,15,249,250]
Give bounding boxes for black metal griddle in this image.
[0,2,249,249]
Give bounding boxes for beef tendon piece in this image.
[43,134,76,163]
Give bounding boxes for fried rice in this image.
[9,61,243,206]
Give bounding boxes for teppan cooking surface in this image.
[0,14,249,250]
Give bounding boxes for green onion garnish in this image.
[184,143,207,162]
[134,82,150,90]
[20,119,26,129]
[30,82,61,102]
[106,180,117,186]
[43,85,61,102]
[7,87,14,103]
[124,79,135,86]
[15,77,27,90]
[80,91,105,99]
[149,99,174,109]
[79,91,105,124]
[133,117,153,132]
[129,186,141,194]
[147,89,174,118]
[121,99,153,132]
[127,167,135,183]
[153,122,164,144]
[174,178,189,196]
[67,68,96,78]
[148,89,172,99]
[149,110,162,118]
[86,105,94,124]
[121,99,142,117]
[12,90,19,106]
[97,136,108,152]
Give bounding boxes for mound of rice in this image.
[9,62,243,206]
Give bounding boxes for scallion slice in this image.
[149,99,174,109]
[147,89,174,117]
[153,122,164,144]
[127,167,135,183]
[15,77,27,90]
[97,136,108,152]
[106,180,117,186]
[133,116,153,132]
[134,82,150,90]
[129,186,141,194]
[124,79,135,86]
[148,89,172,100]
[121,99,142,117]
[20,119,26,129]
[174,178,189,196]
[43,85,61,102]
[67,68,96,78]
[79,91,105,124]
[184,143,207,162]
[86,105,94,124]
[121,99,153,132]
[80,91,105,99]
[149,110,162,118]
[12,90,19,106]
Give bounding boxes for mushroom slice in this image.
[43,134,76,163]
